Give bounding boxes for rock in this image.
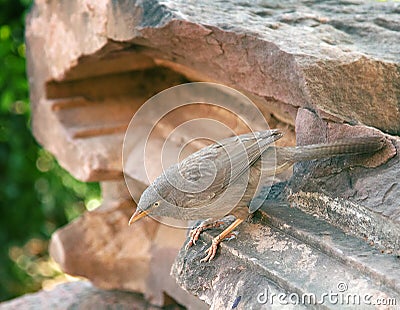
[101,178,148,210]
[26,0,400,182]
[293,108,399,220]
[0,281,158,310]
[290,191,400,253]
[33,67,187,181]
[49,200,159,294]
[147,224,208,309]
[48,194,206,309]
[295,108,328,146]
[172,201,400,309]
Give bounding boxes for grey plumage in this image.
[133,129,384,221]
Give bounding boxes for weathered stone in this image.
[48,193,205,308]
[26,0,400,182]
[49,201,158,294]
[293,108,399,221]
[295,108,328,146]
[100,179,133,211]
[35,66,187,181]
[0,281,158,310]
[172,198,400,309]
[100,177,148,210]
[290,191,400,253]
[107,0,400,133]
[147,224,208,309]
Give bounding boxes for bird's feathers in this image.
[148,130,282,211]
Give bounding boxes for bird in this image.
[128,129,384,262]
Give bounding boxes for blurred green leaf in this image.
[0,0,101,301]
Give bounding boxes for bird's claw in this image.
[185,219,228,251]
[185,226,203,250]
[184,241,193,251]
[200,240,219,263]
[199,231,238,262]
[186,217,241,262]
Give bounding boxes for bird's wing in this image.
[175,129,282,208]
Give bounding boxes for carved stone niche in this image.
[25,0,400,309]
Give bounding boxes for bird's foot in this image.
[200,218,244,262]
[200,231,239,263]
[185,216,235,250]
[200,238,220,263]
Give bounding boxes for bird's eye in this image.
[154,202,160,207]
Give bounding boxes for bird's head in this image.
[128,185,167,225]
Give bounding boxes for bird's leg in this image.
[200,218,244,263]
[185,215,235,250]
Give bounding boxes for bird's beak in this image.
[128,209,148,225]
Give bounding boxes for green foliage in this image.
[0,0,101,301]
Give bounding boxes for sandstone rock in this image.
[107,0,400,133]
[33,67,187,181]
[100,179,133,210]
[26,0,400,182]
[147,224,208,309]
[48,194,205,308]
[290,191,400,253]
[295,108,328,146]
[0,281,157,310]
[49,201,158,294]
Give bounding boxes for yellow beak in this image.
[128,209,148,225]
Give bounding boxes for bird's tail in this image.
[276,136,385,164]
